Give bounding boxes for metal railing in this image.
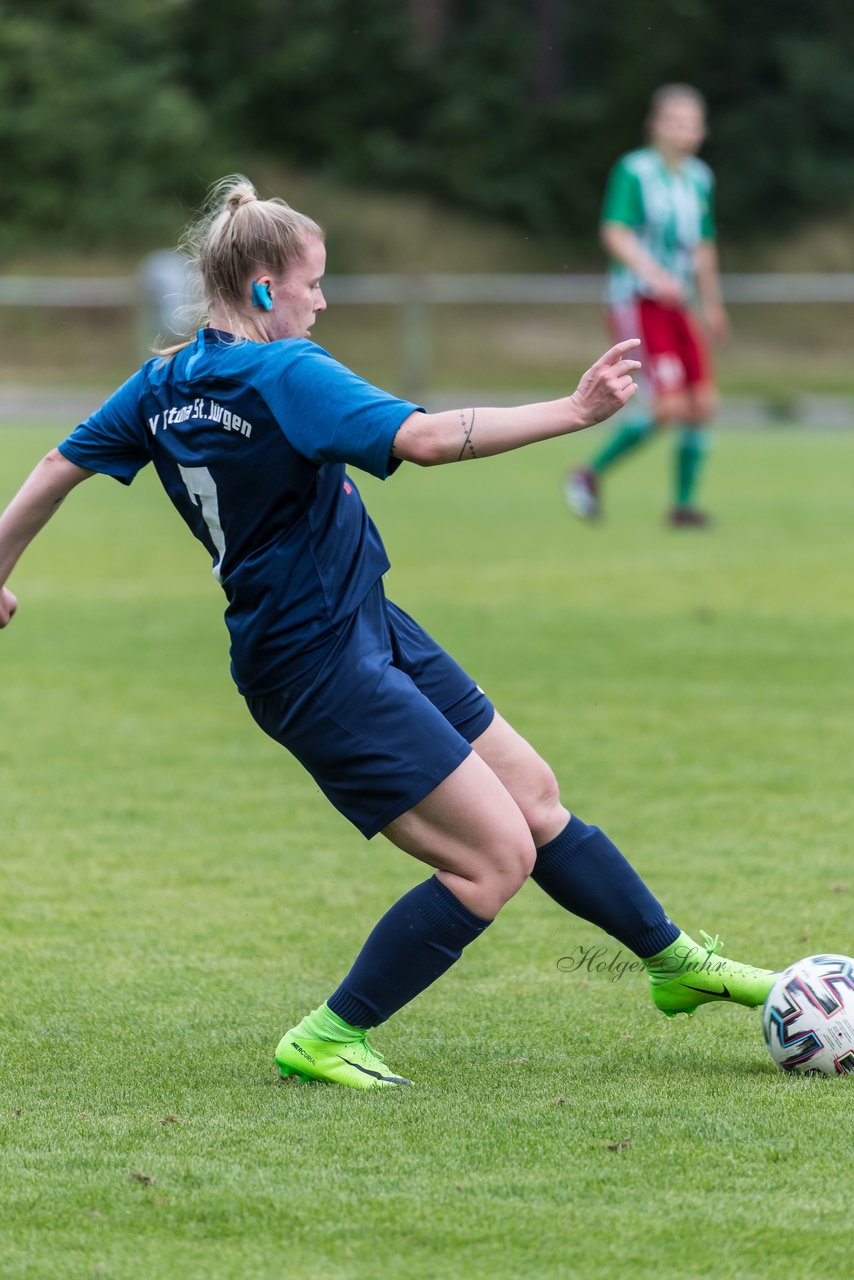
[2,265,854,405]
[4,267,854,310]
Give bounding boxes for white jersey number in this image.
[178,465,226,581]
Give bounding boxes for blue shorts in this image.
[244,580,495,838]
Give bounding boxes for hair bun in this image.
[226,186,257,215]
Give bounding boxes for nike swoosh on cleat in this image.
[337,1055,411,1084]
[683,983,731,998]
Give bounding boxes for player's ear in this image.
[252,279,273,311]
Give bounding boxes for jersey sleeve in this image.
[601,157,644,228]
[267,344,423,480]
[57,369,151,485]
[700,173,717,240]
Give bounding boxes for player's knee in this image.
[655,392,688,425]
[517,759,563,848]
[493,829,537,904]
[474,820,537,911]
[515,829,538,884]
[690,387,717,422]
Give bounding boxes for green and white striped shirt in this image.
[601,147,716,306]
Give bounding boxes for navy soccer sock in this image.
[532,814,679,957]
[327,876,491,1028]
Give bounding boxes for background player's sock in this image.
[324,876,491,1028]
[532,815,679,957]
[589,418,654,473]
[674,426,708,507]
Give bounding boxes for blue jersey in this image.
[58,329,421,695]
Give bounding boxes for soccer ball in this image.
[762,954,854,1076]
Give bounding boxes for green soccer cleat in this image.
[276,1029,412,1089]
[647,931,777,1018]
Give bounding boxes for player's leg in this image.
[669,311,716,526]
[472,712,678,955]
[382,747,535,918]
[277,753,534,1088]
[381,602,769,1012]
[566,300,656,519]
[671,420,711,524]
[324,749,535,1029]
[471,712,776,1016]
[254,589,536,1087]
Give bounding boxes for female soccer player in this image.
[0,177,771,1089]
[567,84,729,527]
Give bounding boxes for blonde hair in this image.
[159,174,324,355]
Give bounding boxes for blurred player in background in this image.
[0,177,774,1091]
[567,84,729,527]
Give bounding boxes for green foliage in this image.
[176,0,854,245]
[0,0,212,252]
[2,0,854,251]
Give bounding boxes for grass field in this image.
[1,422,853,1279]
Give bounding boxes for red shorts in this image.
[609,297,710,397]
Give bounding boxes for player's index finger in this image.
[603,337,641,363]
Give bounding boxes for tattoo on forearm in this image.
[457,408,477,461]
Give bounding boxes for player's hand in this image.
[569,338,641,429]
[649,271,684,308]
[704,301,730,343]
[0,586,18,628]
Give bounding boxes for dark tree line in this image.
[2,0,853,253]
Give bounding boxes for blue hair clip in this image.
[252,280,273,311]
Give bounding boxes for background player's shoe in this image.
[276,1029,412,1089]
[667,505,711,528]
[565,468,601,519]
[647,930,776,1018]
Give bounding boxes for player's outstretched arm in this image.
[0,448,93,629]
[391,339,641,467]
